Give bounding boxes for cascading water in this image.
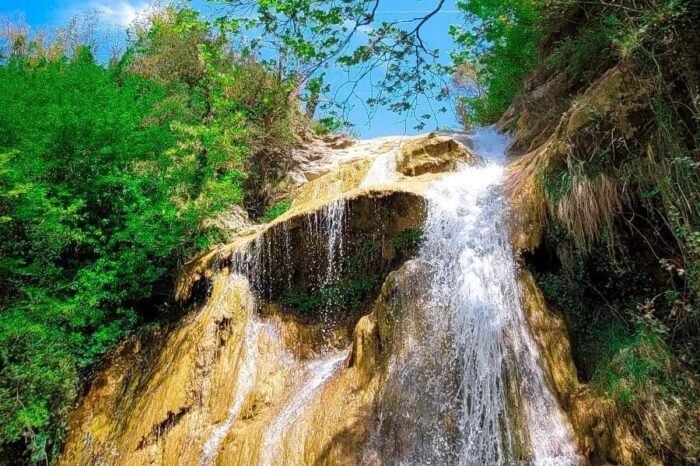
[202,129,578,466]
[380,127,579,465]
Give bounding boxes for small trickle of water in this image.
[259,350,349,466]
[309,199,346,286]
[361,150,398,187]
[200,313,263,465]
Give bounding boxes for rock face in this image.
[58,132,588,466]
[517,271,649,465]
[58,135,441,466]
[58,197,430,466]
[396,134,476,176]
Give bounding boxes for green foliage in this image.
[541,167,572,204]
[451,0,544,124]
[311,117,344,136]
[0,51,181,459]
[546,15,619,86]
[533,0,700,371]
[0,7,296,463]
[283,276,378,314]
[591,325,670,405]
[282,229,422,315]
[263,198,293,223]
[206,0,452,130]
[390,228,423,251]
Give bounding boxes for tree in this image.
[208,0,453,130]
[450,0,544,124]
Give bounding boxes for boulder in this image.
[396,134,476,176]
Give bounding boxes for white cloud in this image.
[88,1,152,27]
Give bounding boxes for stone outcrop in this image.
[396,133,476,176]
[59,243,428,466]
[58,135,445,466]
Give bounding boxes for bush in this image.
[0,7,297,462]
[263,198,293,222]
[592,326,668,404]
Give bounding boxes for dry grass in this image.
[506,131,629,253]
[555,172,626,250]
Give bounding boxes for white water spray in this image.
[420,127,579,465]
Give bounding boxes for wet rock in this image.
[396,134,476,176]
[517,270,647,465]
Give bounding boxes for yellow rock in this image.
[59,263,419,466]
[396,134,476,176]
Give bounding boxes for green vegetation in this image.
[0,7,297,463]
[282,229,422,315]
[311,116,344,137]
[283,276,378,315]
[529,0,699,368]
[592,326,669,406]
[263,198,293,222]
[451,0,544,124]
[389,228,423,251]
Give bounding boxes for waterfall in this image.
[200,128,578,466]
[417,127,579,465]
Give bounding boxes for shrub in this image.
[263,198,293,222]
[0,7,297,462]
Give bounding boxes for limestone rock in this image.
[396,134,476,177]
[201,205,255,237]
[322,133,355,149]
[518,270,647,465]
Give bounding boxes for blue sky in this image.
[0,0,465,138]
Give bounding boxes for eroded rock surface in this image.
[396,133,476,176]
[59,131,586,466]
[59,134,443,466]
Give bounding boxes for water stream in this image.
[201,128,578,465]
[259,350,349,466]
[200,309,263,466]
[385,127,578,465]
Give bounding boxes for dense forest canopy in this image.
[0,0,698,464]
